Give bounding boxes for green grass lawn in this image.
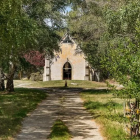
[80,89,139,140]
[14,80,106,89]
[48,119,71,140]
[0,88,47,140]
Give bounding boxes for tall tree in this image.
[101,0,140,91]
[0,0,38,91]
[67,0,133,80]
[69,0,140,91]
[68,0,108,80]
[0,0,70,92]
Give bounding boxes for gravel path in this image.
[16,88,104,140]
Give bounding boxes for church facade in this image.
[43,33,94,81]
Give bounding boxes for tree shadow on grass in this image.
[82,89,110,95]
[0,88,47,139]
[84,100,122,110]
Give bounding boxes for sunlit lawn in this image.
[14,80,106,89]
[0,88,47,140]
[80,89,138,140]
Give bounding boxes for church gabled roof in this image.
[60,32,76,45]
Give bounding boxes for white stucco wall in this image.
[50,43,86,80]
[43,56,50,81]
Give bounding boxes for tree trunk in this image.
[27,73,31,80]
[0,68,2,90]
[0,68,5,91]
[6,64,17,92]
[94,71,100,82]
[19,71,22,80]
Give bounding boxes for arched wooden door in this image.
[63,62,72,80]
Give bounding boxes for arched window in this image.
[63,62,72,80]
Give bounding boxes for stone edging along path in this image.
[16,88,104,140]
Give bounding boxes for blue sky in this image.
[66,6,71,12]
[45,6,71,27]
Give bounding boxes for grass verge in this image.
[48,119,71,140]
[14,80,106,89]
[80,89,139,140]
[0,88,47,140]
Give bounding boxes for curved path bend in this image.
[16,88,104,140]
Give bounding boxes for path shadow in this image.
[46,88,104,140]
[16,88,104,140]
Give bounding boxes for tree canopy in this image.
[0,0,76,91]
[1,0,140,95]
[68,0,140,95]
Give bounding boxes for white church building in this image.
[43,33,94,81]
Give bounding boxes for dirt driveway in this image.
[16,88,104,140]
